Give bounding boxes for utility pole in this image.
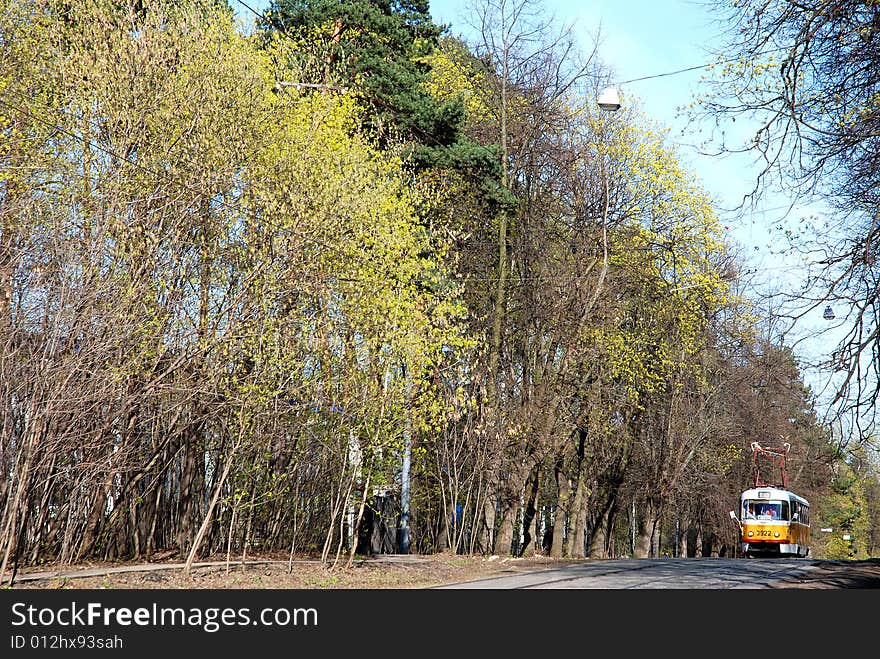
[398,364,412,554]
[399,423,411,554]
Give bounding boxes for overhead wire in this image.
[611,46,791,86]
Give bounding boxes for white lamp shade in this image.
[598,86,621,111]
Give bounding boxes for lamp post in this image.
[398,363,413,554]
[599,86,624,554]
[399,408,411,554]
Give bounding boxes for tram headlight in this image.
[747,531,754,537]
[774,532,780,538]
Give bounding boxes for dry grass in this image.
[7,552,564,590]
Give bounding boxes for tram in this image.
[732,442,811,558]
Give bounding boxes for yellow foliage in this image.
[422,42,493,125]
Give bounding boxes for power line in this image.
[234,0,266,21]
[613,46,791,86]
[238,1,791,102]
[615,62,713,85]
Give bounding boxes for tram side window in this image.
[781,501,789,520]
[791,502,810,524]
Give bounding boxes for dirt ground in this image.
[6,553,880,589]
[5,552,562,590]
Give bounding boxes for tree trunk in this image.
[550,457,570,558]
[494,504,516,556]
[176,430,203,552]
[677,517,688,558]
[565,431,588,558]
[634,499,654,558]
[185,431,242,574]
[494,458,534,556]
[588,504,609,559]
[567,474,589,559]
[477,475,497,554]
[519,468,540,556]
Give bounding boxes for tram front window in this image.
[744,501,787,520]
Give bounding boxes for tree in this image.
[263,1,463,159]
[696,0,880,431]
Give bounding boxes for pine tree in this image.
[263,2,455,150]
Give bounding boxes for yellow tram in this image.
[733,442,811,558]
[738,486,810,558]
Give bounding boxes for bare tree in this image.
[695,0,880,436]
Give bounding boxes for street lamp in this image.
[583,84,621,316]
[598,86,621,112]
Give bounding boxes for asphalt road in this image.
[433,557,880,589]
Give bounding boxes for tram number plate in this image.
[754,529,772,537]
